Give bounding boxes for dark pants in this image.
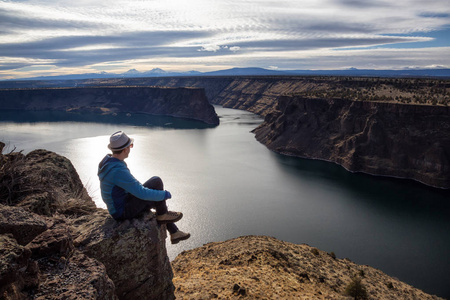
[122,176,178,234]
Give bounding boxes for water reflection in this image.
[274,153,450,204]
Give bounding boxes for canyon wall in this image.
[77,76,338,115]
[62,76,449,113]
[0,86,219,125]
[209,77,331,115]
[127,76,449,189]
[253,96,450,188]
[1,76,448,188]
[106,76,449,189]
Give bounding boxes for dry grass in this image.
[284,77,450,106]
[0,142,36,206]
[1,141,96,217]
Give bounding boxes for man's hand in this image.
[164,191,172,200]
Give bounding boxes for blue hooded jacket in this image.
[97,154,166,219]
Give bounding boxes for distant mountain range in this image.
[5,67,450,81]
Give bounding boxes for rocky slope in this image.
[0,142,174,299]
[0,86,219,125]
[253,96,450,188]
[172,235,442,300]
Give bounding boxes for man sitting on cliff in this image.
[98,130,190,244]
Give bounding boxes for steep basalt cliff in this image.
[75,76,338,115]
[49,76,449,114]
[0,143,175,299]
[172,235,442,299]
[253,96,450,188]
[0,86,219,125]
[2,76,449,111]
[211,77,331,115]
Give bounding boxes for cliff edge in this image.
[0,142,174,299]
[172,235,442,299]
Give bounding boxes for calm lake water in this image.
[1,106,449,298]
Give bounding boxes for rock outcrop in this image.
[0,204,118,300]
[172,235,442,299]
[72,210,174,300]
[0,86,219,125]
[253,96,450,188]
[0,144,174,299]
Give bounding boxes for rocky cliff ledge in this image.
[172,235,442,299]
[0,143,174,299]
[0,86,219,125]
[253,96,450,189]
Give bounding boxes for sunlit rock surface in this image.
[172,235,442,299]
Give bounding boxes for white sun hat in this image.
[108,131,134,151]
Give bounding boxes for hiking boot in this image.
[171,230,191,244]
[156,211,183,224]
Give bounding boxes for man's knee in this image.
[143,176,164,190]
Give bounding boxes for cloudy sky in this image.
[1,0,449,79]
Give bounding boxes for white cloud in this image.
[198,45,221,52]
[0,0,449,79]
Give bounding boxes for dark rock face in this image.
[0,206,117,300]
[0,86,219,125]
[73,210,174,300]
[85,76,449,115]
[0,147,175,299]
[33,250,116,300]
[210,77,308,115]
[253,96,450,188]
[0,205,47,245]
[0,234,40,299]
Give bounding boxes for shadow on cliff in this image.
[0,109,217,130]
